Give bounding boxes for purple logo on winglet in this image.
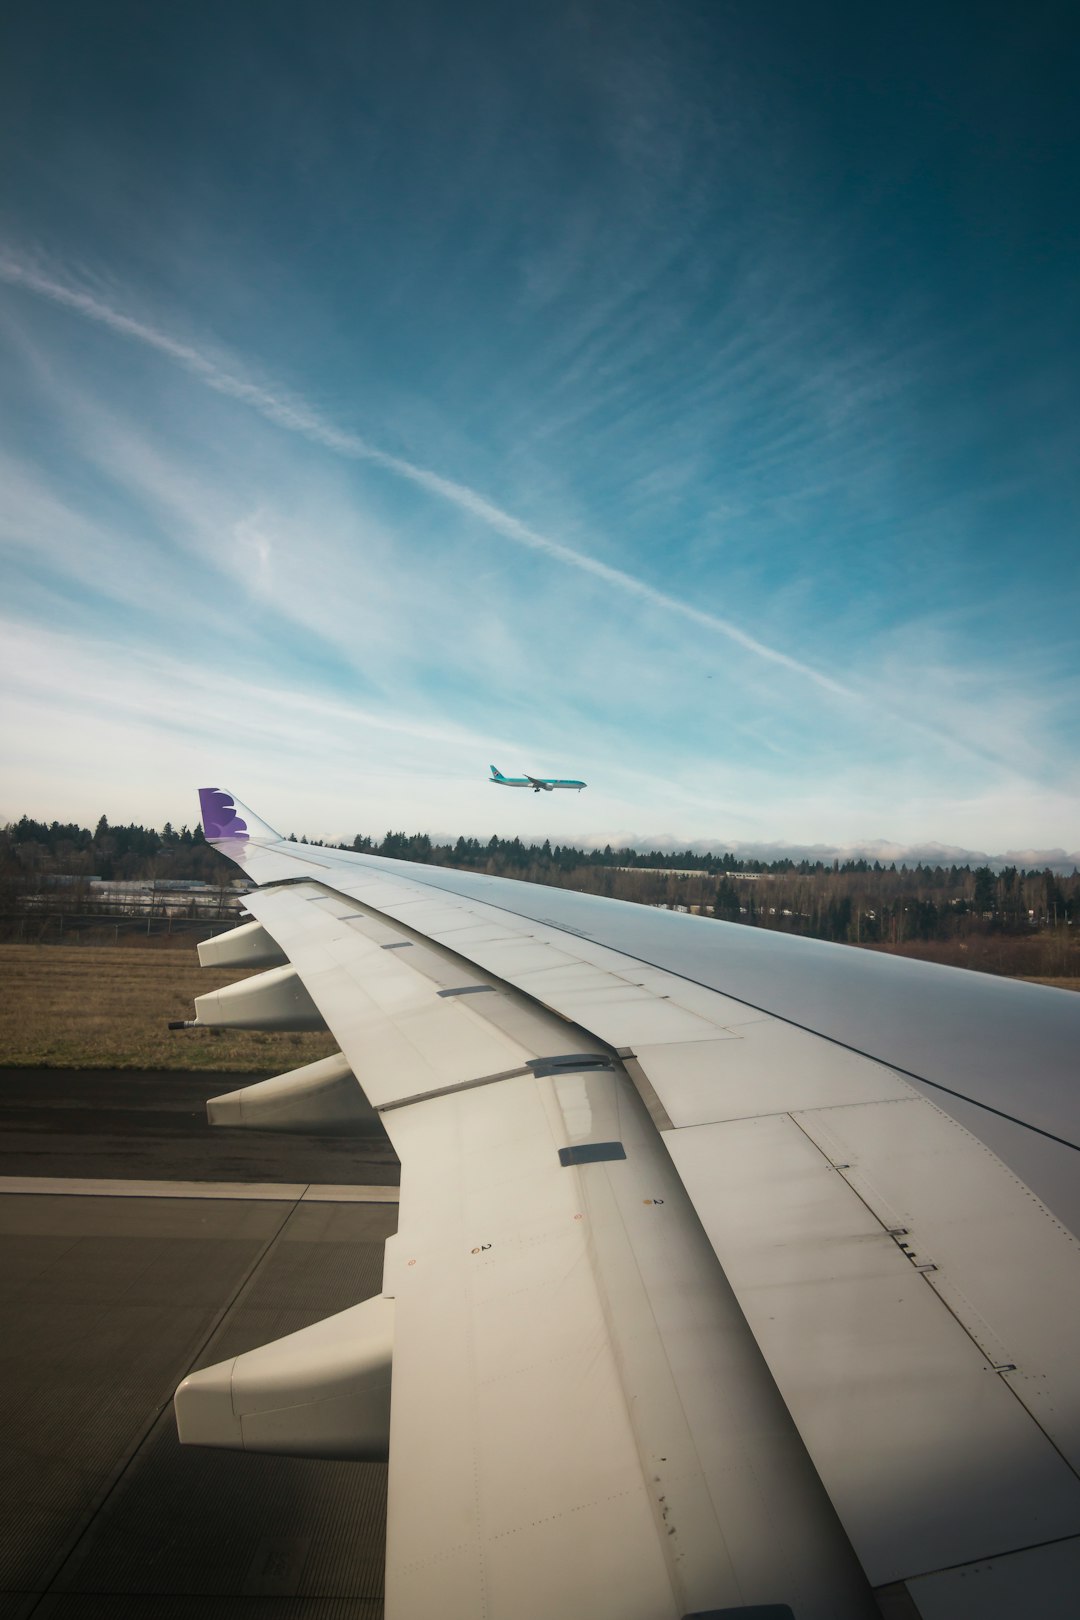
[199,787,249,841]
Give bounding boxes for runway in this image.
[0,1068,397,1185]
[0,1070,399,1618]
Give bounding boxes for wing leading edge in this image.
[174,789,1080,1618]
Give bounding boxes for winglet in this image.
[198,787,280,844]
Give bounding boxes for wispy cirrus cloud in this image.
[0,251,855,699]
[4,249,1072,803]
[1,291,1072,847]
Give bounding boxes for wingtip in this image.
[198,787,280,844]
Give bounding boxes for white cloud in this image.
[0,252,857,698]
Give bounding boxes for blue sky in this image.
[1,1,1078,856]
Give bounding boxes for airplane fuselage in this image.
[490,766,586,793]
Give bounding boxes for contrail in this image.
[0,254,854,697]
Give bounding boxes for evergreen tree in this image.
[973,866,996,915]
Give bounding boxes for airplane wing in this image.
[174,790,1080,1618]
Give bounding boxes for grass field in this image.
[865,933,1080,992]
[2,928,1075,1072]
[0,944,338,1070]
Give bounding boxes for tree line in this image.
[2,814,1076,952]
[1,814,221,889]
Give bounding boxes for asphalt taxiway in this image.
[0,1070,399,1619]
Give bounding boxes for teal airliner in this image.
[490,765,587,793]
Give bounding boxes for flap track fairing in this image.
[175,1294,394,1460]
[191,963,327,1032]
[206,1051,379,1132]
[197,919,288,970]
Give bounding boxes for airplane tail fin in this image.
[489,765,505,781]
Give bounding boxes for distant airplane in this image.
[489,764,587,793]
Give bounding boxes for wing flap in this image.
[665,1107,1080,1585]
[383,1062,872,1618]
[791,1096,1080,1469]
[626,1024,912,1128]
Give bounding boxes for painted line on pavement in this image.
[0,1176,399,1202]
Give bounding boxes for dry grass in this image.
[0,944,338,1071]
[863,932,1080,987]
[5,928,1076,1074]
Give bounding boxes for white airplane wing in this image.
[174,790,1080,1618]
